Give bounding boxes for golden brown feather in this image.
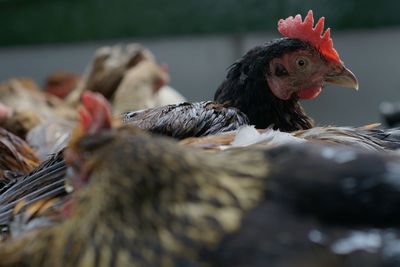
[0,128,39,181]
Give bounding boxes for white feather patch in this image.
[230,125,306,147]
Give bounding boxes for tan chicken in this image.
[123,11,359,139]
[112,60,185,115]
[0,78,76,138]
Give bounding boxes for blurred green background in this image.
[0,0,399,46]
[1,0,400,126]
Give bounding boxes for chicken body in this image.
[2,126,400,266]
[0,78,77,138]
[125,38,357,138]
[0,151,66,227]
[123,101,249,139]
[112,60,173,115]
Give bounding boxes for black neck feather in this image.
[214,38,314,132]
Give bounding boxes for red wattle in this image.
[297,87,322,100]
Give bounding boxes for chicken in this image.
[124,10,358,138]
[112,60,180,115]
[0,92,116,232]
[124,101,249,139]
[0,78,78,161]
[1,92,400,267]
[66,44,155,105]
[64,44,185,116]
[0,78,77,138]
[0,98,387,235]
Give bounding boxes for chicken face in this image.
[266,46,358,100]
[266,10,358,101]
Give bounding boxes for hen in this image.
[66,44,155,105]
[0,151,66,227]
[112,60,184,115]
[124,10,358,138]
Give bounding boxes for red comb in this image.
[79,92,112,134]
[278,10,341,63]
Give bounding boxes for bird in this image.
[0,78,79,164]
[0,92,115,233]
[1,92,400,267]
[112,60,185,115]
[123,10,358,139]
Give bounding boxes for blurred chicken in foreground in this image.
[112,60,185,115]
[66,44,155,104]
[123,11,359,139]
[2,92,400,267]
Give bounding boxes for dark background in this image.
[1,0,400,127]
[0,0,399,46]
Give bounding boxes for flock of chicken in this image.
[0,10,400,267]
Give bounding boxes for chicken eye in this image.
[296,58,309,68]
[274,64,288,77]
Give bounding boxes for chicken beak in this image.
[324,65,359,90]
